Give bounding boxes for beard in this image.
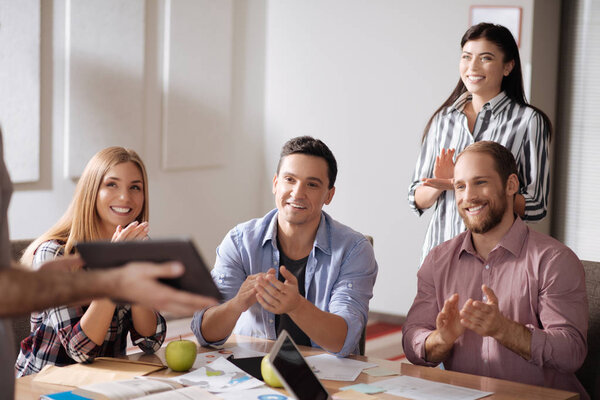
[459,191,508,234]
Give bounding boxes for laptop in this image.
[268,330,332,400]
[76,238,223,300]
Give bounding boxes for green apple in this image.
[261,355,283,388]
[165,338,197,372]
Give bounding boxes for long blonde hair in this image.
[21,147,149,266]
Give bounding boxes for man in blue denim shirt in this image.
[191,136,378,356]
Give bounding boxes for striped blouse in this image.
[408,91,550,263]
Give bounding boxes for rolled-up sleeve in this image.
[328,239,378,357]
[527,249,588,373]
[402,253,441,367]
[191,227,246,346]
[48,306,100,363]
[408,114,439,216]
[130,311,166,354]
[518,111,550,221]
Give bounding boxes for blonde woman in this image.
[16,147,165,377]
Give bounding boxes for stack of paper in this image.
[374,376,492,400]
[305,354,378,381]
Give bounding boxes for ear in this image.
[324,186,336,205]
[504,60,515,77]
[506,173,519,196]
[272,173,278,194]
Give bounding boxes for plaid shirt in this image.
[15,240,166,377]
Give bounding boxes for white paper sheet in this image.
[136,386,220,399]
[168,357,265,393]
[216,387,291,400]
[374,376,493,400]
[305,354,378,381]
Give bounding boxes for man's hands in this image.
[421,148,455,191]
[459,285,507,339]
[426,285,520,363]
[230,270,274,313]
[436,293,465,345]
[255,266,303,315]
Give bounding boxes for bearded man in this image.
[402,141,589,399]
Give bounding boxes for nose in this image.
[291,182,305,198]
[118,188,130,201]
[463,183,478,202]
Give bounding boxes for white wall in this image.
[7,0,559,317]
[261,0,559,315]
[8,0,269,265]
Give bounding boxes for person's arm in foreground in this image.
[0,258,218,317]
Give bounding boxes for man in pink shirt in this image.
[402,141,589,399]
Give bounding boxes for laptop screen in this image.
[271,334,329,400]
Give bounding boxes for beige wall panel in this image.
[161,0,232,171]
[0,0,40,183]
[65,0,145,178]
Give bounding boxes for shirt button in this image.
[347,283,353,288]
[485,265,490,270]
[220,274,225,278]
[218,279,223,284]
[483,358,488,364]
[269,319,274,324]
[483,295,488,302]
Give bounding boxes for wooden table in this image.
[16,334,578,400]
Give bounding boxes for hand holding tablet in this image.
[76,238,222,300]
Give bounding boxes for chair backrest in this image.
[577,260,600,399]
[10,239,34,357]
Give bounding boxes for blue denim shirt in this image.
[191,209,378,356]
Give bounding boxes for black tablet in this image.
[268,330,331,400]
[76,238,222,300]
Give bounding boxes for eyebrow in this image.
[281,171,324,185]
[455,175,493,183]
[104,176,143,184]
[462,51,496,57]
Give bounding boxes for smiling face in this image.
[460,38,514,102]
[453,151,515,234]
[96,161,145,238]
[273,153,335,230]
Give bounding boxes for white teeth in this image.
[468,76,484,82]
[111,206,131,213]
[468,205,484,212]
[289,203,306,209]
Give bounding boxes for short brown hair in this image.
[277,136,337,188]
[456,141,518,184]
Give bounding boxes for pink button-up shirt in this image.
[403,217,589,398]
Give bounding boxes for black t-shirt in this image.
[275,241,312,347]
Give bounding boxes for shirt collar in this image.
[262,210,331,255]
[451,91,511,118]
[459,216,528,259]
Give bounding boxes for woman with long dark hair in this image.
[408,23,551,262]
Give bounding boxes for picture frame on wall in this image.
[469,6,522,47]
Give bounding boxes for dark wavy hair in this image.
[277,136,337,188]
[421,23,552,142]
